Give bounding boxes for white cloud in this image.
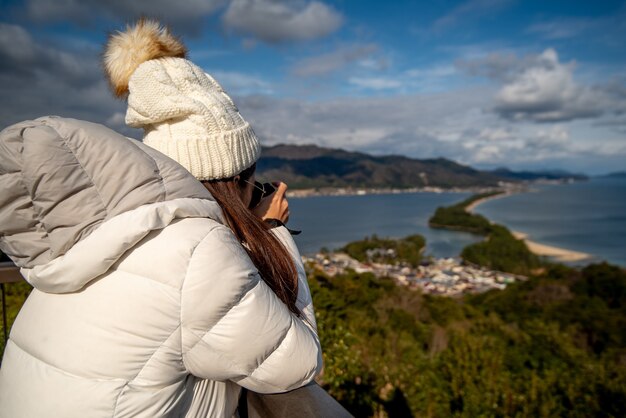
[291,44,378,77]
[0,23,132,135]
[468,144,505,163]
[19,0,343,42]
[526,8,626,42]
[456,50,524,81]
[433,0,514,31]
[530,125,569,145]
[211,70,273,95]
[222,0,342,43]
[0,23,91,83]
[461,125,573,166]
[475,127,515,142]
[358,57,389,71]
[526,18,594,40]
[0,23,37,65]
[1,23,623,175]
[22,0,224,33]
[348,77,402,90]
[405,66,456,78]
[235,91,626,174]
[105,112,128,132]
[237,89,499,164]
[494,49,606,122]
[402,65,459,92]
[459,48,621,123]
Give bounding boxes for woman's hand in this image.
[251,182,290,224]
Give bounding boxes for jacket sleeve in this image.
[181,225,322,393]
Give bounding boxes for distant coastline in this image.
[466,190,593,263]
[284,178,581,199]
[287,185,505,199]
[464,191,515,212]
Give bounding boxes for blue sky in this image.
[1,0,625,174]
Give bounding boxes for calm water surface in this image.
[288,177,626,267]
[473,177,626,267]
[288,192,482,258]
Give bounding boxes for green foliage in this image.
[342,234,426,267]
[429,193,544,275]
[428,192,501,235]
[469,262,626,356]
[461,225,542,275]
[0,280,32,358]
[311,261,626,417]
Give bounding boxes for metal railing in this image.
[0,262,23,344]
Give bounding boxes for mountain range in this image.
[487,167,588,181]
[597,171,626,178]
[256,144,587,189]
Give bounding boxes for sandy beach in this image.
[510,231,591,262]
[465,191,514,213]
[467,192,593,263]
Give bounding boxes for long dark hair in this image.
[202,164,300,315]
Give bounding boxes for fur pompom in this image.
[103,19,187,98]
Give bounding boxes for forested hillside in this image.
[257,144,505,189]
[256,144,587,190]
[310,261,626,417]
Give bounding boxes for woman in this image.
[0,20,322,417]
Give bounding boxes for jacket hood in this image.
[0,116,224,293]
[21,198,223,293]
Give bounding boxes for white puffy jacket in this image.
[0,117,322,417]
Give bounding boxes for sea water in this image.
[473,177,626,267]
[288,177,626,267]
[288,191,483,259]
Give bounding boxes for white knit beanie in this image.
[103,19,260,180]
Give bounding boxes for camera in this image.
[249,181,276,209]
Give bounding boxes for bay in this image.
[473,177,626,267]
[288,191,483,259]
[287,177,626,268]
